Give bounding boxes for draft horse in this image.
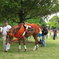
[6,23,40,51]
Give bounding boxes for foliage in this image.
[48,16,59,29]
[25,18,47,26]
[0,0,59,23]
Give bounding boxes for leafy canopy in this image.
[48,16,59,29]
[0,0,59,24]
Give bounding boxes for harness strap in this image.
[13,30,27,41]
[14,25,24,38]
[8,33,14,38]
[13,35,24,41]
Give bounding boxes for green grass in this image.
[0,35,59,59]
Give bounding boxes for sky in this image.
[48,12,59,20]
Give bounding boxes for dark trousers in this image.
[53,34,56,40]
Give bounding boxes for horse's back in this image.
[31,24,40,32]
[26,23,40,32]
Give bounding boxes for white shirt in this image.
[2,25,11,36]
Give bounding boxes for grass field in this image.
[0,35,59,59]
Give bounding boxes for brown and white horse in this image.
[6,23,40,51]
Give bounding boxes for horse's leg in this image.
[18,40,21,51]
[33,35,39,51]
[23,37,27,52]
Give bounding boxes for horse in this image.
[6,23,40,52]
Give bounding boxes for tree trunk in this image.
[18,10,25,23]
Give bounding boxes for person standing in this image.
[53,27,57,40]
[41,25,48,47]
[2,21,11,52]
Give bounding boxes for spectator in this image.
[53,27,57,40]
[2,21,11,52]
[41,25,48,47]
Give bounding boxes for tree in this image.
[25,17,47,26]
[48,16,59,29]
[0,0,59,23]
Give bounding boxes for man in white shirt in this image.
[2,21,11,52]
